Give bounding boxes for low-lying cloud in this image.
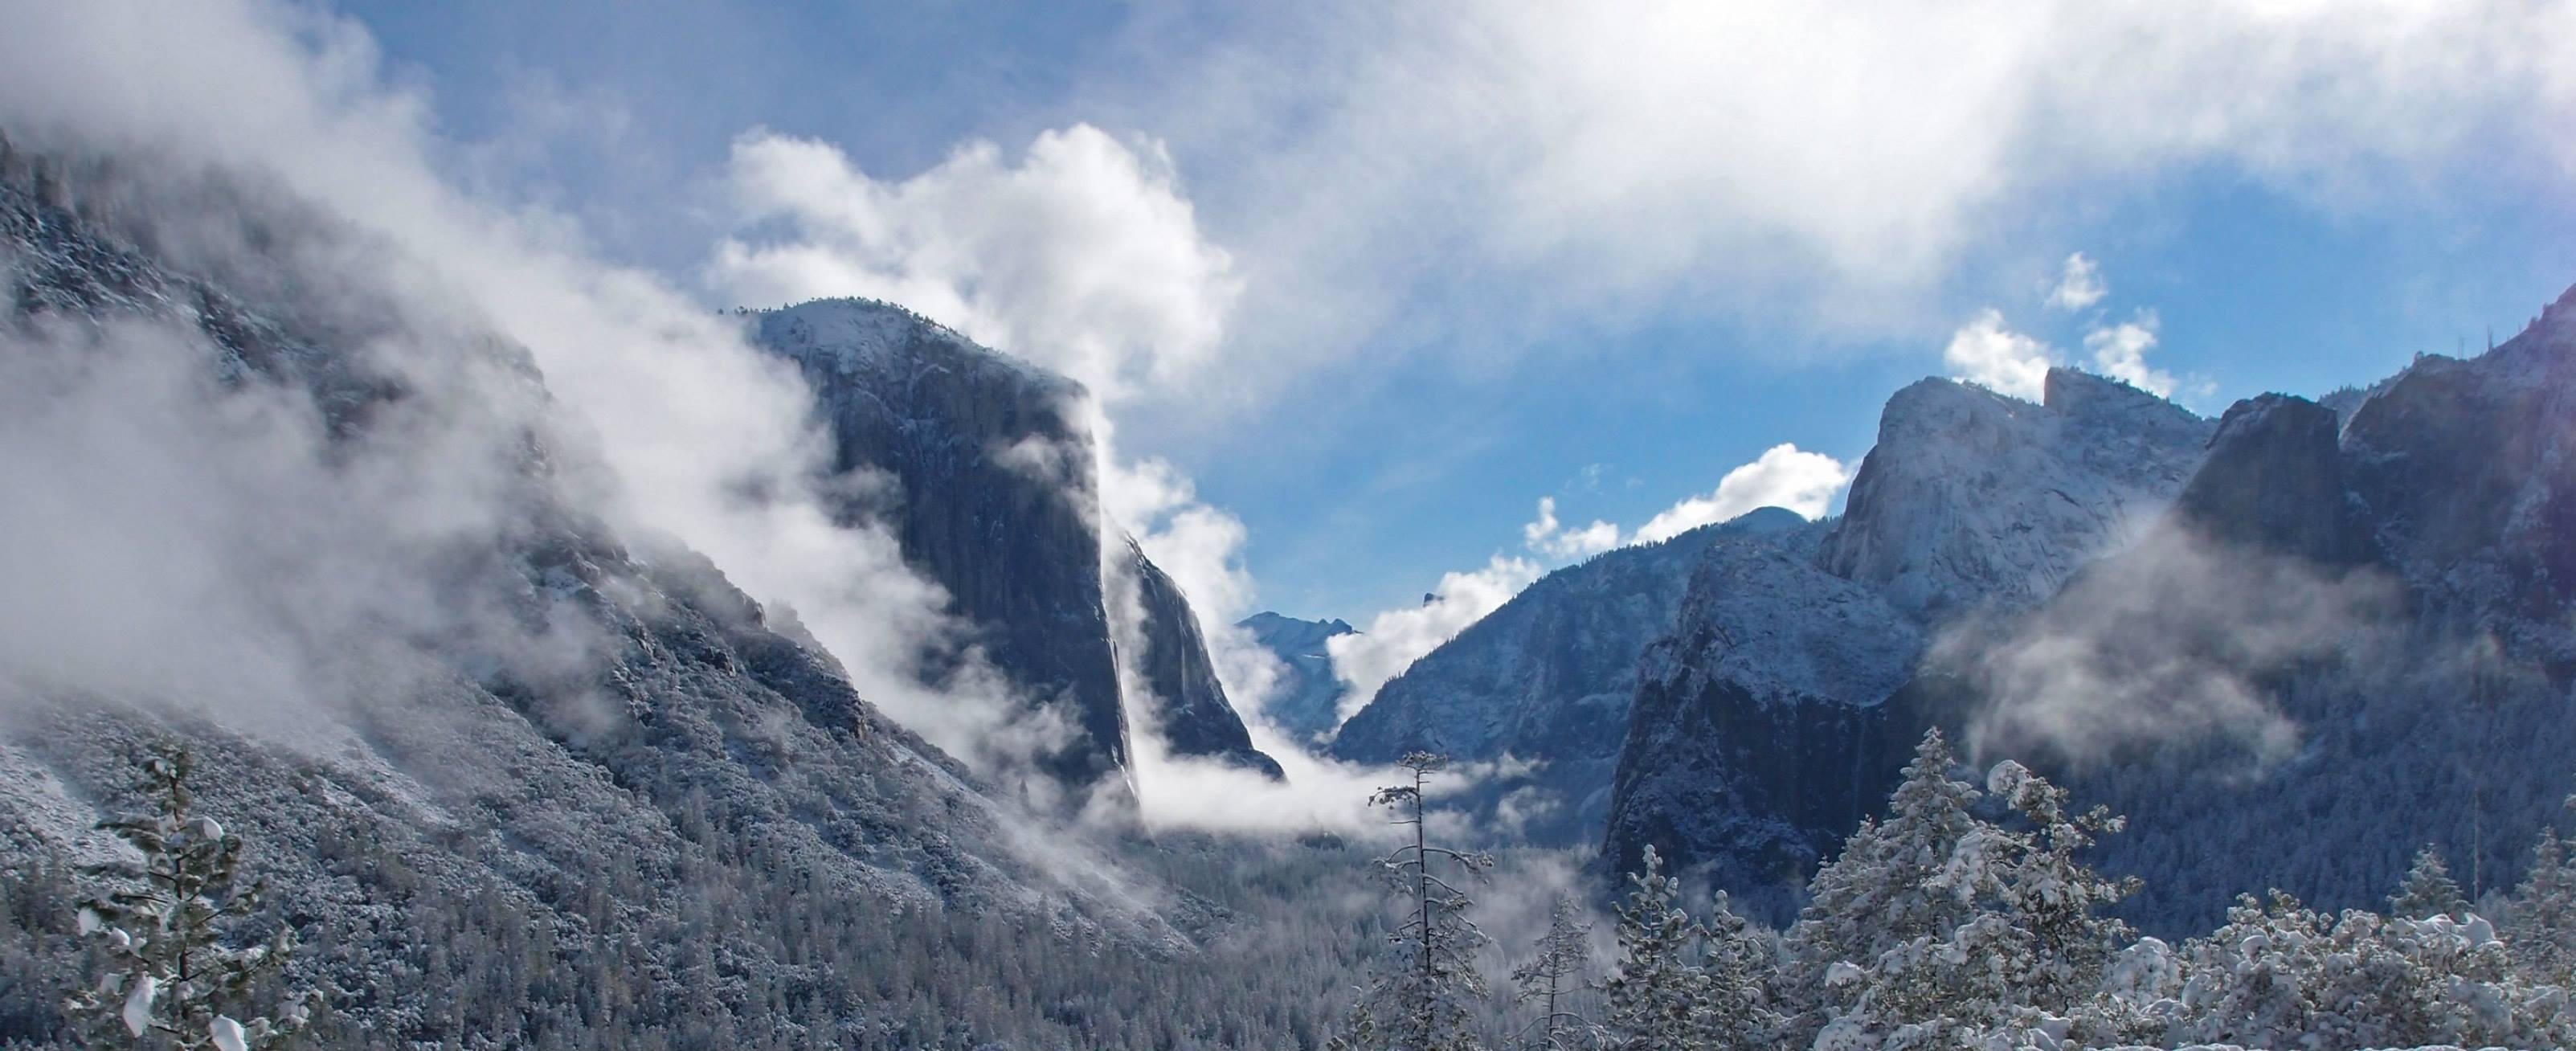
[1937,524,2402,769]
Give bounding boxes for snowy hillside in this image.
[1330,508,1803,845]
[0,137,1307,1049]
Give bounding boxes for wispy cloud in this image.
[2046,252,2108,311]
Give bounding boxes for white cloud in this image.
[1522,497,1621,560]
[2048,252,2107,311]
[1632,444,1852,544]
[1943,308,2055,400]
[1523,445,1854,562]
[709,125,1241,404]
[2083,311,2177,398]
[1327,555,1544,721]
[1109,1,2576,378]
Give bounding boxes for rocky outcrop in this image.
[750,298,1275,792]
[1606,294,2576,933]
[1820,368,2212,618]
[753,300,1129,793]
[1126,543,1283,779]
[1237,611,1354,743]
[1601,526,1927,915]
[2173,394,2375,567]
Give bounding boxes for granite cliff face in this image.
[1124,543,1284,779]
[750,298,1274,792]
[1601,526,1927,911]
[1605,368,2214,918]
[2171,393,2374,567]
[1820,369,2213,617]
[752,301,1131,792]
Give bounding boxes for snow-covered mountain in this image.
[1237,611,1354,744]
[749,297,1278,792]
[1607,305,2576,931]
[1329,508,1804,844]
[0,138,1272,1047]
[1605,368,2216,919]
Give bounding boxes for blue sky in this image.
[345,0,2576,632]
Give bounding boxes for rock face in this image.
[1237,611,1354,743]
[753,300,1131,792]
[2173,394,2374,566]
[1601,526,1927,911]
[1820,368,2213,617]
[1125,543,1284,779]
[1329,509,1801,844]
[750,299,1273,790]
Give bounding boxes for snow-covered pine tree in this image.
[1695,890,1781,1049]
[1788,730,1981,977]
[1602,845,1707,1051]
[2509,823,2576,979]
[1332,751,1495,1051]
[1510,894,1593,1050]
[1966,760,2139,1012]
[2169,889,2559,1049]
[1798,749,2136,1048]
[2390,844,2468,921]
[64,744,320,1050]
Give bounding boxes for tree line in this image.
[1338,734,2576,1050]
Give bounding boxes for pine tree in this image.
[1510,894,1593,1050]
[1695,891,1781,1049]
[1797,744,2135,1048]
[1789,730,1981,976]
[2509,824,2576,979]
[1332,752,1494,1051]
[2390,845,2468,921]
[1967,760,2139,1013]
[63,744,319,1050]
[1603,845,1707,1051]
